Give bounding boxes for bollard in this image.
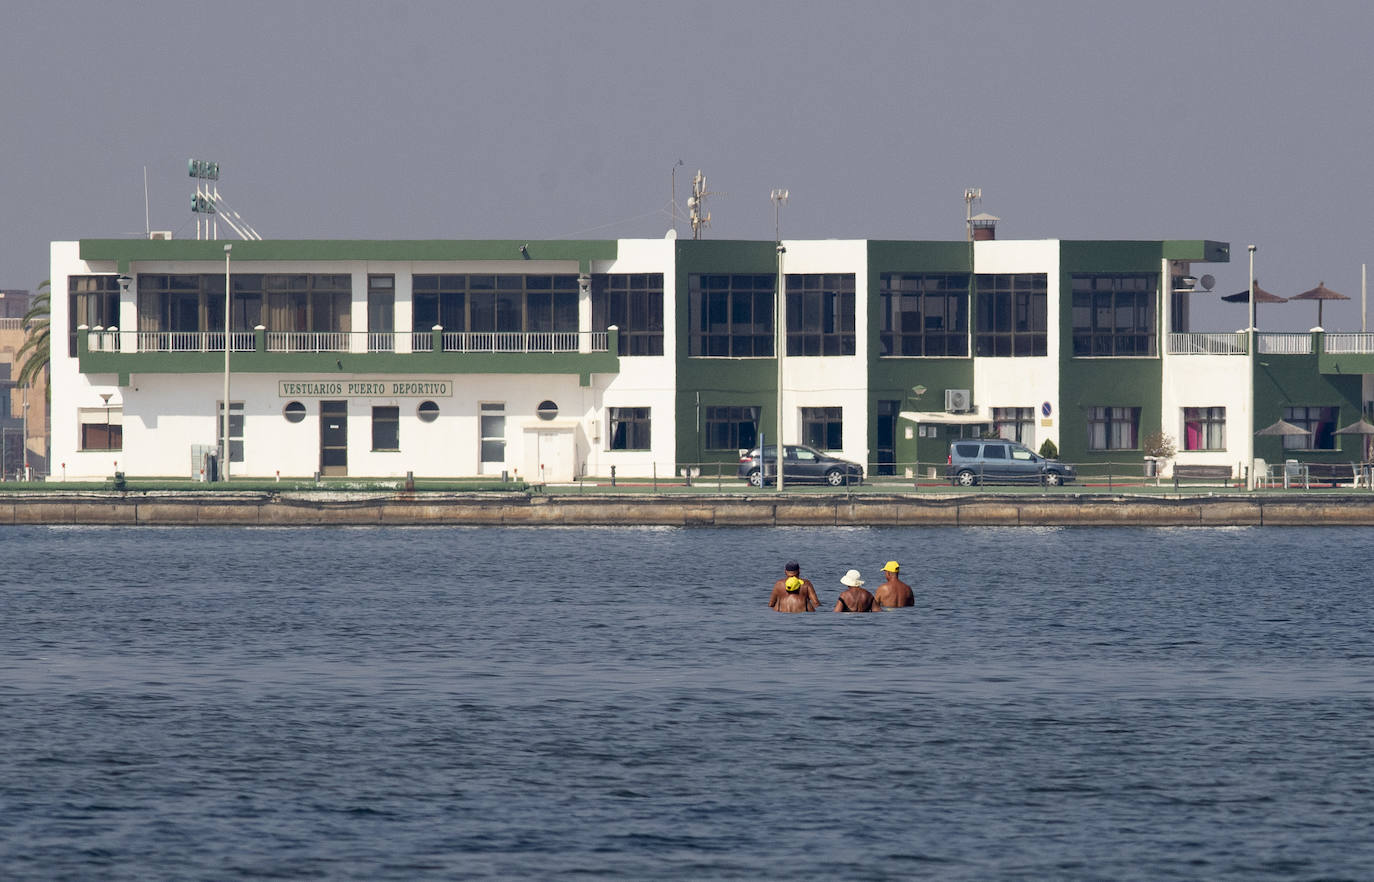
[405,470,415,492]
[610,464,616,487]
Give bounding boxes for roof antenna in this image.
[688,170,714,240]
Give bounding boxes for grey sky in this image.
[3,0,1372,331]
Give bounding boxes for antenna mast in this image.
[688,170,713,240]
[964,188,981,242]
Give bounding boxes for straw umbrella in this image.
[1255,418,1311,438]
[1290,281,1349,329]
[1221,280,1286,328]
[1335,418,1374,463]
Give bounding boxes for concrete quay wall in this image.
[4,492,1374,527]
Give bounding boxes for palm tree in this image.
[15,279,50,396]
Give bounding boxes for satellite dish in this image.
[665,228,677,240]
[1200,273,1215,291]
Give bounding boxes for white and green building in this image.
[48,234,1371,482]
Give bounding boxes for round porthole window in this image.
[283,401,307,423]
[536,400,559,421]
[417,400,440,423]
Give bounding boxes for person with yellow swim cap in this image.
[873,560,914,608]
[769,560,819,612]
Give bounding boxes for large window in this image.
[786,274,855,356]
[1282,406,1337,451]
[137,274,346,339]
[372,406,399,451]
[975,274,1047,356]
[480,402,506,465]
[704,405,759,450]
[1183,407,1226,451]
[1071,274,1158,356]
[801,406,843,450]
[592,274,664,356]
[78,406,122,451]
[992,407,1035,444]
[368,275,394,351]
[878,273,969,357]
[69,276,120,356]
[1087,406,1140,450]
[608,407,651,450]
[412,274,578,335]
[688,275,775,357]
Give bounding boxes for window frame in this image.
[800,406,844,451]
[1070,273,1158,357]
[785,274,856,356]
[1282,406,1338,451]
[592,274,665,356]
[608,406,652,451]
[1183,406,1227,451]
[1087,406,1141,451]
[975,274,1048,357]
[688,275,776,358]
[371,405,400,452]
[878,273,970,357]
[703,405,760,451]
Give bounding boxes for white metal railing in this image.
[134,331,254,352]
[266,332,349,352]
[98,329,613,355]
[1257,333,1313,355]
[0,318,22,331]
[1323,333,1374,354]
[1167,332,1246,355]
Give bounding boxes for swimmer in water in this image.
[774,576,815,613]
[833,569,880,613]
[769,560,820,611]
[872,560,914,608]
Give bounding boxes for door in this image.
[876,400,898,475]
[320,400,347,476]
[479,403,506,476]
[981,442,1011,480]
[1008,443,1039,481]
[787,445,823,481]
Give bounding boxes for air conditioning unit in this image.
[149,230,173,240]
[945,389,971,413]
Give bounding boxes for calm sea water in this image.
[2,525,1372,880]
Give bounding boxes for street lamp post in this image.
[222,243,232,481]
[1247,244,1257,490]
[771,188,789,492]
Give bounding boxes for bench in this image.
[1172,464,1235,488]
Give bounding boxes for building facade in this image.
[47,235,1373,482]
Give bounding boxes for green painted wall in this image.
[672,241,781,467]
[1257,343,1362,463]
[79,239,618,274]
[1057,242,1165,466]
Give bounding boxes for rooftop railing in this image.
[1166,332,1246,355]
[1257,333,1313,355]
[1322,333,1374,354]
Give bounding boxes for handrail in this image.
[1323,333,1374,354]
[103,329,612,354]
[1166,332,1246,355]
[1257,333,1312,355]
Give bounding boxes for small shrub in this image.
[1038,439,1059,460]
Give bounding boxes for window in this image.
[975,274,1047,356]
[217,401,244,463]
[372,406,399,451]
[69,276,121,356]
[79,406,122,451]
[1183,407,1226,451]
[1282,406,1337,450]
[801,407,843,450]
[878,273,969,357]
[536,400,559,421]
[875,400,899,475]
[417,401,439,423]
[1071,274,1158,357]
[283,401,307,423]
[688,275,775,357]
[412,274,578,336]
[609,407,651,450]
[137,273,344,344]
[368,275,394,351]
[1087,406,1141,450]
[992,407,1035,444]
[786,274,855,356]
[704,405,759,450]
[480,402,506,464]
[592,274,664,356]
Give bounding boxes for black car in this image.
[737,444,864,487]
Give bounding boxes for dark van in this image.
[945,439,1076,486]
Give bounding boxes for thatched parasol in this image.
[1221,280,1286,329]
[1290,281,1349,328]
[1255,419,1311,437]
[1335,418,1374,461]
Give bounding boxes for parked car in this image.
[738,444,864,487]
[945,439,1076,486]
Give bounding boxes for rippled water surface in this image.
[2,525,1373,880]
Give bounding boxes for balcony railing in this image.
[1257,333,1312,355]
[1167,332,1246,355]
[1322,333,1374,354]
[87,329,612,355]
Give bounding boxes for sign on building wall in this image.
[278,380,454,398]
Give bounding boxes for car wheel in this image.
[956,469,978,487]
[825,468,846,487]
[747,469,763,488]
[1044,471,1063,487]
